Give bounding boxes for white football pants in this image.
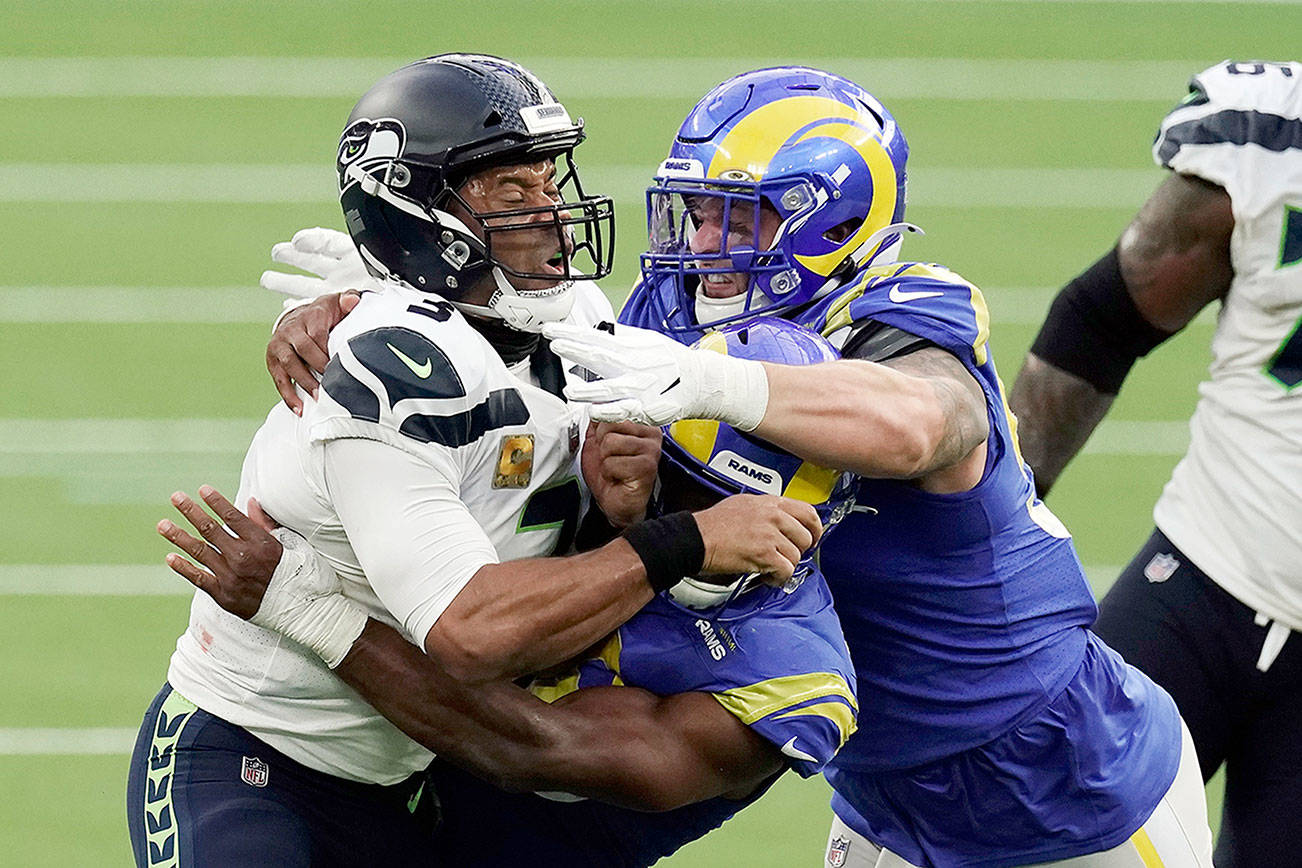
[822,721,1213,868]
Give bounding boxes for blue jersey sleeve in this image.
[525,576,858,778]
[629,577,858,778]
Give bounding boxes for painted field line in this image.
[0,565,187,596]
[0,57,1212,101]
[0,418,258,455]
[0,286,282,323]
[0,164,1160,208]
[0,728,139,755]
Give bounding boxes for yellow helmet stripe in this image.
[791,121,899,276]
[783,461,842,504]
[706,96,864,181]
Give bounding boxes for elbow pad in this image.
[1029,247,1174,394]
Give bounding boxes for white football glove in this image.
[260,227,375,300]
[542,322,770,430]
[253,528,368,669]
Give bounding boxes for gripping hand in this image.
[543,322,770,430]
[260,227,374,299]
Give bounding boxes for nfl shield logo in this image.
[241,756,269,788]
[1144,553,1179,583]
[827,836,851,867]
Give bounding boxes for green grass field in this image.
[3,1,1299,864]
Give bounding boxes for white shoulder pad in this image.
[313,286,524,452]
[1153,61,1302,196]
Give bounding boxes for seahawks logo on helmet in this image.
[337,118,407,191]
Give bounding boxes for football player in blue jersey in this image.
[128,56,823,867]
[160,320,860,868]
[1010,60,1302,868]
[541,67,1217,867]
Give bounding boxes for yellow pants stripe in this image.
[1132,827,1164,868]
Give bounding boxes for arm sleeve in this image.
[323,437,500,647]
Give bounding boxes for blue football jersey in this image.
[530,569,858,779]
[622,263,1182,863]
[796,262,1101,771]
[426,571,856,868]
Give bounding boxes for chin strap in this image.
[451,266,576,334]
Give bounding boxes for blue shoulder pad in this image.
[802,263,992,368]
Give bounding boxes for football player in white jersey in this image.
[1010,60,1302,868]
[126,54,820,868]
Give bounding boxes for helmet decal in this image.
[337,118,406,186]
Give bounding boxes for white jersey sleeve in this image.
[1149,60,1302,629]
[168,284,589,785]
[323,437,499,647]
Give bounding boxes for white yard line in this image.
[0,418,258,454]
[0,56,1213,101]
[0,164,1160,208]
[0,286,282,323]
[0,728,140,755]
[0,565,188,596]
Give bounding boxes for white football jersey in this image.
[1150,61,1302,628]
[168,280,613,784]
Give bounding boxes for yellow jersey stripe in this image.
[772,699,858,747]
[712,671,857,725]
[529,633,624,703]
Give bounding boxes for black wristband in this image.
[1030,246,1173,394]
[622,512,706,593]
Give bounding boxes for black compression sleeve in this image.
[842,320,935,362]
[622,512,705,593]
[1029,247,1174,394]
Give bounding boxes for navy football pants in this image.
[1094,529,1302,868]
[126,684,435,867]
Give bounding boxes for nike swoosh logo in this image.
[407,780,425,814]
[388,342,432,379]
[780,736,818,763]
[888,286,944,303]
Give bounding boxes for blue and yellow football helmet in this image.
[656,319,855,608]
[641,66,911,336]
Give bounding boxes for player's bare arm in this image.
[160,485,819,683]
[337,622,783,811]
[549,321,988,494]
[159,490,785,811]
[756,346,989,493]
[1010,172,1234,496]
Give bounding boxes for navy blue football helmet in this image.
[337,54,615,331]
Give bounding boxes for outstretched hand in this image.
[157,485,283,619]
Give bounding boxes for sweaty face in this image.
[450,160,573,295]
[686,196,783,300]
